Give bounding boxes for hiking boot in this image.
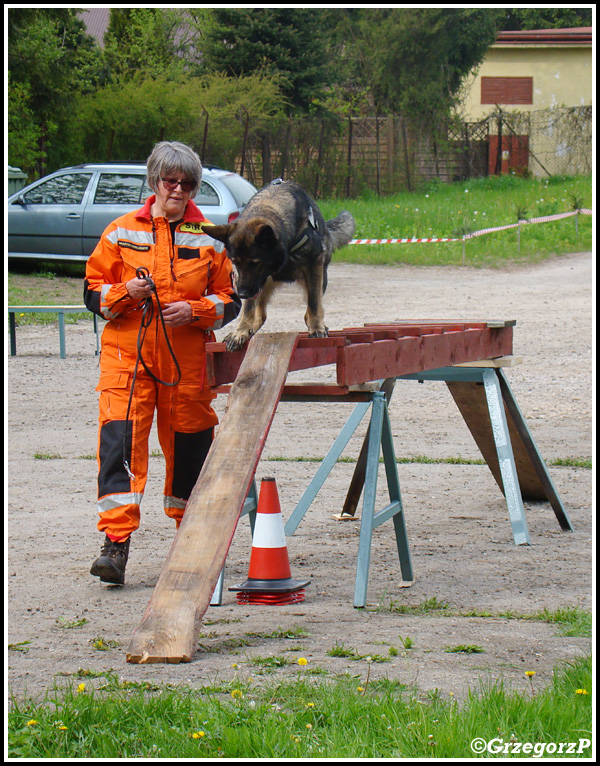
[90,535,130,585]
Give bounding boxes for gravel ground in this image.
[6,252,592,703]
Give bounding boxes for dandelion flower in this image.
[231,689,243,699]
[575,688,589,695]
[298,657,308,666]
[525,671,536,678]
[77,682,86,692]
[191,731,205,739]
[357,686,364,693]
[305,702,315,708]
[26,720,38,727]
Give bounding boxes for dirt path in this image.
[6,253,592,702]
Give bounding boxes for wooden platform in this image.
[206,321,514,388]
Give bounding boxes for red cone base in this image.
[229,575,310,606]
[236,589,306,605]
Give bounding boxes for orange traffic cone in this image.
[229,477,310,605]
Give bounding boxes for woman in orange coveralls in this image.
[85,141,241,584]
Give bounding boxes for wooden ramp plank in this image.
[126,332,298,664]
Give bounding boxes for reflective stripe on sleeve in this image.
[204,294,225,329]
[100,285,119,319]
[100,284,122,319]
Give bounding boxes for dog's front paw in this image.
[307,326,329,339]
[224,329,254,352]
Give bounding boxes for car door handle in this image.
[65,213,81,220]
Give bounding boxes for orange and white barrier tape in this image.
[464,209,592,239]
[350,208,592,244]
[350,237,461,244]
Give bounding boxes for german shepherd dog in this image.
[202,180,355,351]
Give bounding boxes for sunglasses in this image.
[160,177,196,192]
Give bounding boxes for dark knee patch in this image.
[98,420,132,496]
[172,428,214,500]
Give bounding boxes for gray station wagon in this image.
[8,163,257,262]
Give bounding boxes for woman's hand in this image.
[162,301,193,326]
[126,276,154,300]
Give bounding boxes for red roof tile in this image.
[496,27,592,45]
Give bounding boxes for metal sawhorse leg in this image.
[209,480,258,605]
[284,383,414,608]
[398,365,573,545]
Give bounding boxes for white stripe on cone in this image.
[251,511,287,549]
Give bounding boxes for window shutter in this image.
[481,77,533,105]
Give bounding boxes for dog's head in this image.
[203,220,287,299]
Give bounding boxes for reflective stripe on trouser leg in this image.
[96,377,156,541]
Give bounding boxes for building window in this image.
[481,77,533,105]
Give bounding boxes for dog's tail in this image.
[326,211,355,251]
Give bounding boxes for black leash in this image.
[122,267,182,480]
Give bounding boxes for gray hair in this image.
[146,141,202,198]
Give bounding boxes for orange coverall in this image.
[84,196,240,541]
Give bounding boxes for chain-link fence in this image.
[490,106,592,177]
[234,105,590,197]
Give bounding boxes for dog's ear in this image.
[255,224,278,250]
[202,223,234,245]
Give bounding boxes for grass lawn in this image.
[321,173,592,267]
[8,653,592,758]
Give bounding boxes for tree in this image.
[7,76,42,172]
[8,8,99,175]
[201,8,336,113]
[102,8,207,80]
[499,8,592,30]
[70,72,287,169]
[347,8,501,128]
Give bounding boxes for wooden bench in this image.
[8,305,100,358]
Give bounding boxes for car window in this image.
[93,173,147,204]
[20,173,92,205]
[194,180,221,206]
[219,175,257,207]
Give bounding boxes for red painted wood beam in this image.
[206,322,514,388]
